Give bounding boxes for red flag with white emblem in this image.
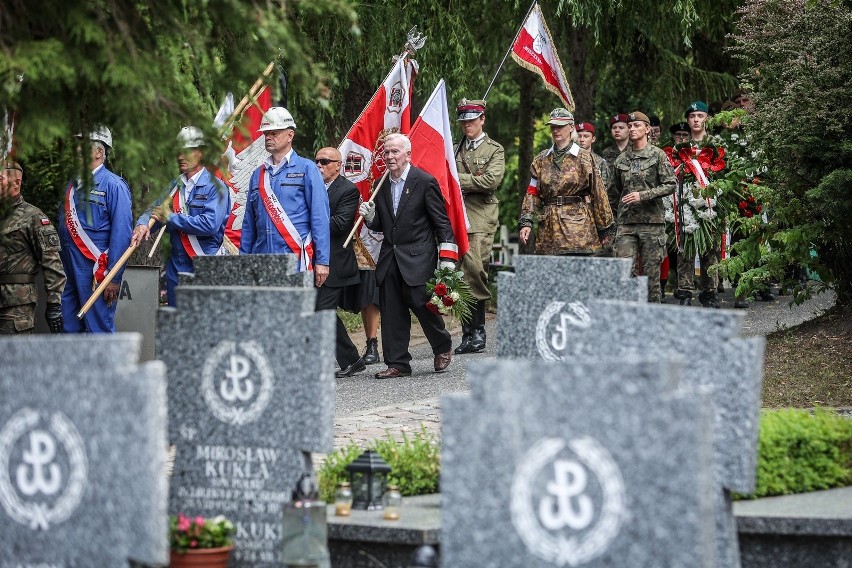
[409,79,469,259]
[510,2,574,110]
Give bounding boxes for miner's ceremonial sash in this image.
[258,168,314,272]
[169,182,218,258]
[64,182,109,285]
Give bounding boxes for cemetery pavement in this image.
[330,285,835,453]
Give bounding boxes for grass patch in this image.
[318,428,440,502]
[736,408,852,499]
[762,306,852,407]
[336,309,363,333]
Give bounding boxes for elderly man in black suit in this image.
[314,147,364,378]
[358,133,458,379]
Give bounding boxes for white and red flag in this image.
[338,55,418,201]
[409,79,470,258]
[216,85,273,246]
[510,2,574,110]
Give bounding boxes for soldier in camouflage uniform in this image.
[0,161,66,334]
[601,113,630,216]
[575,122,610,190]
[609,112,676,303]
[454,99,504,355]
[519,108,614,256]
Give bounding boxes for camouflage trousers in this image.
[676,246,720,296]
[613,224,667,303]
[460,231,496,300]
[0,304,36,334]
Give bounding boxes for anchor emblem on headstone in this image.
[536,301,592,361]
[201,341,274,426]
[510,436,626,566]
[0,408,89,531]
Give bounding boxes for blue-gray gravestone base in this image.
[442,358,716,568]
[0,334,168,567]
[159,283,334,566]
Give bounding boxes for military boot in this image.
[454,324,474,354]
[362,338,380,365]
[674,290,693,306]
[468,301,487,353]
[698,290,721,309]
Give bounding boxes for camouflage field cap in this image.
[457,99,486,121]
[685,100,709,117]
[627,111,651,124]
[546,108,574,126]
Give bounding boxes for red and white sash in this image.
[64,182,109,285]
[258,168,314,272]
[169,182,219,258]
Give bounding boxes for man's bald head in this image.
[315,147,343,184]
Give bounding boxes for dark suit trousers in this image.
[379,257,451,373]
[315,285,361,369]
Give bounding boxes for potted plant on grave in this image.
[169,513,236,567]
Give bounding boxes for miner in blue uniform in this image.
[239,106,331,288]
[131,126,230,306]
[58,126,133,333]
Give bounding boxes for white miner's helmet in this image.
[258,107,296,131]
[177,126,205,148]
[88,126,113,149]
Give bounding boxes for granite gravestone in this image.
[184,254,311,287]
[520,299,765,568]
[497,256,646,355]
[159,284,335,566]
[0,334,168,567]
[442,358,716,567]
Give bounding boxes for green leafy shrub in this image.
[318,428,440,502]
[738,409,852,499]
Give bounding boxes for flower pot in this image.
[169,544,234,567]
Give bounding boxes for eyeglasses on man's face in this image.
[315,158,341,166]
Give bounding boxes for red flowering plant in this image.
[425,266,474,323]
[170,513,235,553]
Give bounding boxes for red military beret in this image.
[575,122,596,134]
[609,114,629,126]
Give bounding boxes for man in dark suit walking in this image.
[314,147,365,378]
[358,133,458,379]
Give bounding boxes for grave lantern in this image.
[281,474,330,567]
[345,450,391,510]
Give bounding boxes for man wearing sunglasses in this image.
[313,147,365,378]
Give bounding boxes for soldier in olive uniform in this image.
[601,114,630,216]
[0,161,66,334]
[454,99,505,355]
[519,108,614,256]
[610,112,676,303]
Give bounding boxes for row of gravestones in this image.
[0,254,763,567]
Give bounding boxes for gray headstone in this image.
[159,285,335,566]
[524,299,765,567]
[497,256,646,355]
[0,334,168,567]
[184,254,312,287]
[442,358,716,568]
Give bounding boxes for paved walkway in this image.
[320,284,836,465]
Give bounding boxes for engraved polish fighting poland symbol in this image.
[0,408,88,530]
[201,341,274,426]
[536,301,592,361]
[511,437,626,566]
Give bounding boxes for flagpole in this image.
[482,0,538,101]
[343,170,390,248]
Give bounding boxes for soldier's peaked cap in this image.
[457,99,486,121]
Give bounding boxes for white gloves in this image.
[439,260,456,270]
[359,201,376,224]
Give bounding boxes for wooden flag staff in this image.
[343,170,390,249]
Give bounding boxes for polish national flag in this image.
[409,79,470,259]
[339,56,418,202]
[216,85,273,246]
[511,2,574,110]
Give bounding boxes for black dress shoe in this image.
[374,367,412,379]
[434,351,452,372]
[362,338,380,365]
[336,358,366,378]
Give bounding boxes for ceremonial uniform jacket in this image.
[136,168,230,273]
[57,165,133,283]
[240,150,331,267]
[609,144,676,225]
[456,134,504,235]
[519,144,613,255]
[1,196,66,309]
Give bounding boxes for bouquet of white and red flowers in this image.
[425,267,474,323]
